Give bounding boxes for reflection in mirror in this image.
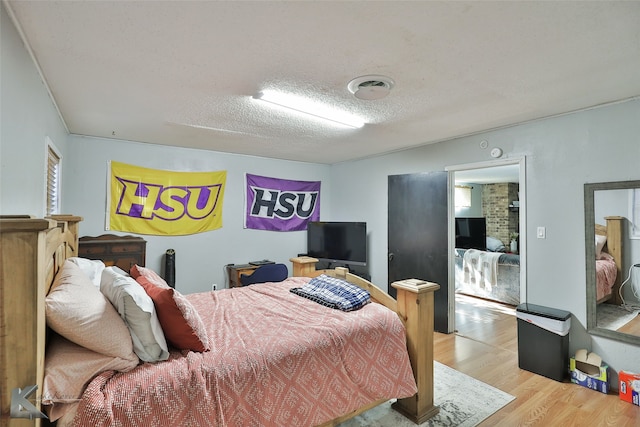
[585,180,640,345]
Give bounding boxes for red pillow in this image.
[131,266,209,352]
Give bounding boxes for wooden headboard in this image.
[0,215,82,427]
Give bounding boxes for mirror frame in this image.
[585,179,640,346]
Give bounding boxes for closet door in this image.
[388,171,449,333]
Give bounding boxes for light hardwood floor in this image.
[434,294,640,426]
[617,311,640,335]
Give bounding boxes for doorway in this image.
[447,157,526,333]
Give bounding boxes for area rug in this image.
[597,304,640,331]
[340,361,515,427]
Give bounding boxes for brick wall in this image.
[482,183,519,247]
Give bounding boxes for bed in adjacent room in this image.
[0,216,440,427]
[454,237,520,306]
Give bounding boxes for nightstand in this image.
[226,264,259,288]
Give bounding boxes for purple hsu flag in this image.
[244,173,321,231]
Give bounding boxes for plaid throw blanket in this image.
[290,274,370,311]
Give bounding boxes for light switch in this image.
[537,227,546,239]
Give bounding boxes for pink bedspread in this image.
[596,254,618,301]
[70,277,417,426]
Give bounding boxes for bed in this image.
[0,216,440,427]
[594,216,624,304]
[454,247,520,306]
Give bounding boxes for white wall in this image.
[0,4,69,215]
[64,136,331,293]
[329,98,640,375]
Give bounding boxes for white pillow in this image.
[595,234,607,259]
[46,260,138,363]
[67,257,105,288]
[100,267,169,362]
[486,236,506,252]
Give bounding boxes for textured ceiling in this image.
[6,1,640,164]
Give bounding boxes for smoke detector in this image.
[348,75,395,100]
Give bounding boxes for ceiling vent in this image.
[348,75,395,100]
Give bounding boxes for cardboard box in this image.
[619,371,640,406]
[569,349,609,394]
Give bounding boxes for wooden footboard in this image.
[290,256,440,425]
[0,215,82,427]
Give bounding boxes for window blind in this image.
[455,185,472,208]
[46,145,61,215]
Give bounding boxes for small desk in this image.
[226,262,275,288]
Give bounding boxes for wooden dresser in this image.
[79,234,146,272]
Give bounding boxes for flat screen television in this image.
[306,221,367,267]
[455,217,487,250]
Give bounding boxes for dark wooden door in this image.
[388,172,449,333]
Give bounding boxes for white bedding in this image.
[462,249,503,291]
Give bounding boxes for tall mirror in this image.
[585,180,640,345]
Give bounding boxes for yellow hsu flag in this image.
[108,161,226,236]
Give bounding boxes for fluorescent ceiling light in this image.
[255,90,365,129]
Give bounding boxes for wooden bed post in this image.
[1,218,53,427]
[0,216,82,427]
[290,256,320,277]
[391,279,440,424]
[604,216,624,305]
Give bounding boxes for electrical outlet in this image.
[537,226,546,239]
[211,283,217,291]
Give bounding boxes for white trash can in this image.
[516,303,571,382]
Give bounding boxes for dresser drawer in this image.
[109,257,142,271]
[111,243,144,254]
[78,245,106,255]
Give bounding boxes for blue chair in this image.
[240,263,288,286]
